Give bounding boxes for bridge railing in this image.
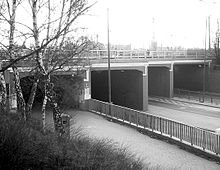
[0,49,211,67]
[87,50,208,62]
[174,88,220,105]
[87,98,220,156]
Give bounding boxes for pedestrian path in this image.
[73,111,220,170]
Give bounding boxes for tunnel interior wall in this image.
[207,69,220,93]
[148,67,170,97]
[174,64,204,91]
[91,70,143,110]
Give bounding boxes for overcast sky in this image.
[82,0,220,49]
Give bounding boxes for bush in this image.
[0,113,145,170]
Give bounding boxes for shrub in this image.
[0,113,146,169]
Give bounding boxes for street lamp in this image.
[107,8,112,114]
[202,17,207,103]
[199,0,218,102]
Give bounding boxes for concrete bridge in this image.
[1,49,212,111]
[83,50,212,111]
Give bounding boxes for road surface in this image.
[148,99,220,131]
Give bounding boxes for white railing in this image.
[87,98,220,157]
[87,50,208,62]
[1,49,210,67]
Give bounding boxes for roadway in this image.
[148,98,220,131]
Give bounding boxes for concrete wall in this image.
[174,64,204,91]
[207,69,220,93]
[91,70,143,110]
[148,67,170,97]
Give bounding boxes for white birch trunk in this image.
[0,71,7,113]
[9,0,26,120]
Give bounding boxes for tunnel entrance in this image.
[148,67,170,97]
[91,70,143,110]
[174,64,204,91]
[20,75,83,109]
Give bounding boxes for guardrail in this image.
[87,98,220,156]
[87,50,209,62]
[174,88,220,105]
[1,50,211,68]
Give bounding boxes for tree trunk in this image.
[41,75,50,133]
[31,0,64,135]
[12,67,26,120]
[8,0,26,120]
[41,92,47,133]
[45,77,64,136]
[26,78,39,119]
[0,72,7,113]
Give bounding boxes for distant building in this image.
[110,44,132,50]
[149,41,157,51]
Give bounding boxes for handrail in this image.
[87,50,208,61]
[0,50,210,65]
[174,88,220,105]
[87,98,220,156]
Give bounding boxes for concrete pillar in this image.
[84,68,91,100]
[79,68,91,110]
[143,65,148,111]
[169,63,174,98]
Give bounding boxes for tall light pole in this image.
[208,16,211,50]
[202,17,208,102]
[107,8,112,114]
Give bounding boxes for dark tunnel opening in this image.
[91,69,143,110]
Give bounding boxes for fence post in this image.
[160,117,162,134]
[180,124,183,142]
[122,109,125,122]
[190,127,194,146]
[202,130,206,150]
[217,135,220,155]
[150,116,153,131]
[143,115,146,129]
[170,121,173,137]
[136,112,138,127]
[129,111,131,124]
[108,103,111,116]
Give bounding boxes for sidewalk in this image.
[72,110,220,170]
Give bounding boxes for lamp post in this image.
[202,17,208,102]
[107,8,112,115]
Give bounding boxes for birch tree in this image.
[0,0,94,135]
[29,0,93,134]
[0,0,27,119]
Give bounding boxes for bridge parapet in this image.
[0,49,214,67]
[86,50,213,64]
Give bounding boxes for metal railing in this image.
[87,98,220,156]
[174,88,220,105]
[1,49,211,68]
[87,50,209,62]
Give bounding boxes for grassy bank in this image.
[0,113,147,170]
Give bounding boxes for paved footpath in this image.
[70,110,220,170]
